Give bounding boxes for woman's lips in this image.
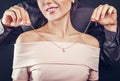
[46,7,58,14]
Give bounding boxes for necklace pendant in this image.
[62,48,65,53]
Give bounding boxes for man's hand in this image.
[91,4,117,32]
[1,5,31,27]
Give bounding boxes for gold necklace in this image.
[29,21,91,53]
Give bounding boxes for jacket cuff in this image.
[104,29,117,42]
[0,20,4,35]
[0,20,13,35]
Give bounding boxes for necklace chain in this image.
[29,21,91,53]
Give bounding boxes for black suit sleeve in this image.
[0,21,14,44]
[102,26,120,65]
[87,22,120,66]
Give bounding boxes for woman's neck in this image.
[46,13,75,38]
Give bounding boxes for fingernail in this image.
[20,21,26,25]
[27,21,31,24]
[91,18,95,21]
[92,16,95,18]
[101,16,104,19]
[20,21,23,25]
[96,17,99,20]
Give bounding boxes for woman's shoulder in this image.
[16,30,40,44]
[79,33,99,48]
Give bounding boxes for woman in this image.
[12,0,100,81]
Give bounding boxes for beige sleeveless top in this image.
[12,41,100,81]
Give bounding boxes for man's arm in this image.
[0,0,32,44]
[0,20,14,43]
[87,22,119,66]
[102,27,120,65]
[90,4,119,66]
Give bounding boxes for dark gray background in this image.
[0,0,120,81]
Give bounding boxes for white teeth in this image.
[47,7,57,13]
[48,8,55,12]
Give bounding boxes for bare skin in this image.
[13,0,100,81]
[91,4,117,32]
[15,0,99,48]
[1,4,117,32]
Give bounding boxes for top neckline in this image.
[15,41,100,50]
